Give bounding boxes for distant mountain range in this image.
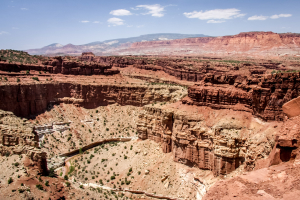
[26,33,210,56]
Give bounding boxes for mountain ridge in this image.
[25,33,210,55]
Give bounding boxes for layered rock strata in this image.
[0,110,47,174]
[0,82,186,117]
[137,104,277,176]
[184,72,300,121]
[0,55,119,75]
[129,32,300,56]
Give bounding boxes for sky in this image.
[0,0,299,50]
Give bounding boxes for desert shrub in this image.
[8,177,13,184]
[45,180,49,186]
[64,175,68,180]
[17,78,20,82]
[48,167,56,177]
[79,185,83,189]
[66,182,70,187]
[68,166,75,174]
[36,184,43,190]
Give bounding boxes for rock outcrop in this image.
[0,110,47,174]
[184,72,300,121]
[0,82,186,117]
[129,32,300,56]
[137,104,277,175]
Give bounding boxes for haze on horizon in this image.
[0,0,298,50]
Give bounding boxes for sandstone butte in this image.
[0,35,300,199]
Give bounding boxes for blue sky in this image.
[0,0,299,50]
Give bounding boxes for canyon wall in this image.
[137,105,277,175]
[0,110,47,174]
[128,32,300,56]
[0,82,185,117]
[184,72,300,121]
[0,56,119,75]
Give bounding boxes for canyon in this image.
[0,46,300,199]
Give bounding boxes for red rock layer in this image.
[130,32,300,56]
[0,83,182,117]
[137,105,276,176]
[184,72,300,121]
[0,56,119,75]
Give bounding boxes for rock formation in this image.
[129,32,300,57]
[0,82,186,117]
[0,110,47,174]
[184,72,300,121]
[0,53,119,75]
[137,104,277,175]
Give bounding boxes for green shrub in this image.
[32,77,39,81]
[65,182,70,187]
[64,175,68,180]
[45,180,49,186]
[68,166,75,174]
[8,177,13,184]
[36,184,43,190]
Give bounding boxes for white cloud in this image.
[107,17,124,26]
[248,15,268,20]
[80,20,89,23]
[183,8,245,22]
[110,9,132,16]
[136,25,144,28]
[136,4,165,17]
[130,7,139,11]
[21,8,28,10]
[0,31,9,35]
[93,21,100,23]
[207,20,225,23]
[270,14,292,19]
